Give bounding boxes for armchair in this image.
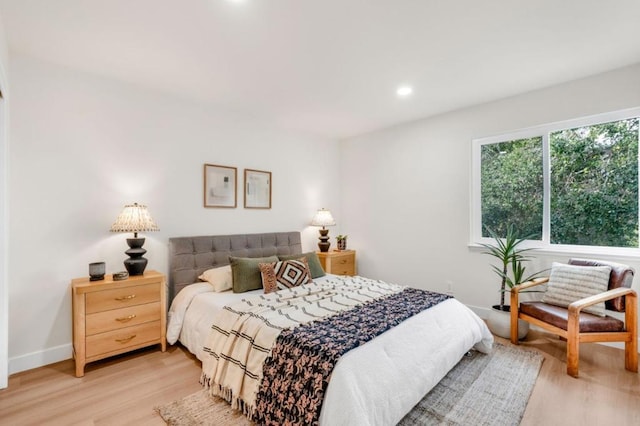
[510,258,638,378]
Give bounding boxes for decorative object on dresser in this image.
[244,168,272,209]
[310,208,336,252]
[336,234,347,251]
[71,270,166,377]
[204,163,237,208]
[112,271,129,281]
[110,202,160,276]
[317,249,356,276]
[88,262,105,281]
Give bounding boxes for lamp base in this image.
[124,237,148,276]
[317,228,331,252]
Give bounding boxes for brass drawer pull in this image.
[115,294,136,301]
[115,314,137,322]
[115,335,136,343]
[340,259,347,264]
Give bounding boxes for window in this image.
[472,108,640,252]
[481,137,543,240]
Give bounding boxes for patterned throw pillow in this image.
[541,262,611,316]
[278,252,326,279]
[259,258,313,294]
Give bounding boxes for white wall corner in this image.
[466,304,490,320]
[8,343,72,375]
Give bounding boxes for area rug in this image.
[156,343,543,426]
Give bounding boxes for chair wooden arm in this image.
[510,277,549,303]
[568,287,637,315]
[511,277,549,294]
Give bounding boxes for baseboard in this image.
[8,343,72,375]
[465,303,640,353]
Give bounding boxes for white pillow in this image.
[198,265,233,292]
[541,262,611,316]
[166,282,212,344]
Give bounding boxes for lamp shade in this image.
[110,202,159,235]
[310,208,336,227]
[311,208,335,252]
[110,202,159,276]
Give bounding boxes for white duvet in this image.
[167,275,494,426]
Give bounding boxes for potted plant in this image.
[336,235,347,251]
[480,225,543,339]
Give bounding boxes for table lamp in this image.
[310,208,336,252]
[110,202,159,275]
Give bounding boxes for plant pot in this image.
[487,305,529,340]
[337,239,347,251]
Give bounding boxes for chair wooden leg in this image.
[625,292,638,373]
[567,309,580,378]
[510,291,519,345]
[626,340,639,373]
[567,340,579,378]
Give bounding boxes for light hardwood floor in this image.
[0,330,639,425]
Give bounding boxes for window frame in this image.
[471,107,640,258]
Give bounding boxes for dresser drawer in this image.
[86,302,161,335]
[86,320,161,358]
[332,265,355,275]
[317,250,357,276]
[330,254,355,275]
[86,283,160,313]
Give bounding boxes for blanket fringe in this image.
[202,379,256,420]
[199,371,211,388]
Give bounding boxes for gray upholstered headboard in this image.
[168,231,302,305]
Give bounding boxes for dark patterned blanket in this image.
[253,287,451,426]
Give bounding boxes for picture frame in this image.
[204,164,237,208]
[244,169,272,209]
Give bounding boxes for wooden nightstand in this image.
[71,270,167,377]
[317,250,357,276]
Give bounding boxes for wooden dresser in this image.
[71,270,166,377]
[317,250,357,276]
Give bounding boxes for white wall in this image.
[341,63,640,316]
[0,9,9,389]
[8,55,640,375]
[7,54,342,373]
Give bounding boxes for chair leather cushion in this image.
[520,302,624,333]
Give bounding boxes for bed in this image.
[166,231,493,425]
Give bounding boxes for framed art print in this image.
[204,164,237,208]
[244,169,272,209]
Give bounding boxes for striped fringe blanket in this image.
[201,275,451,425]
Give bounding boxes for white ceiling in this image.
[1,0,639,139]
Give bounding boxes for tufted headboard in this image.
[167,231,302,305]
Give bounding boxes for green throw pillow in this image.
[278,252,326,279]
[230,255,280,293]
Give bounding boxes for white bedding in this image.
[167,275,494,426]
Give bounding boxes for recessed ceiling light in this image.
[396,86,413,98]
